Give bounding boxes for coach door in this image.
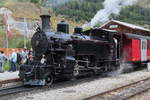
[113,37,120,60]
[141,39,147,61]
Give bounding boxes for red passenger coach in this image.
[121,33,150,63]
[101,20,150,65]
[147,40,150,60]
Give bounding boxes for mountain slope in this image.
[114,5,150,28]
[54,0,104,22]
[0,1,81,48]
[137,0,150,8]
[53,0,150,28]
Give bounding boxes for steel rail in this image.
[122,84,150,100]
[84,77,150,100]
[0,85,35,97]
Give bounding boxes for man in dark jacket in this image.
[0,51,6,73]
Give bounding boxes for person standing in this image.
[16,50,22,65]
[10,49,17,72]
[0,51,6,73]
[28,48,33,63]
[20,48,28,64]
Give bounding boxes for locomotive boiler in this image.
[19,15,119,86]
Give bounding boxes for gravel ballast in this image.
[13,70,150,100]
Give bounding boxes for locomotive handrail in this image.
[76,60,90,63]
[36,26,41,32]
[79,32,86,39]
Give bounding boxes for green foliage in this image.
[3,60,11,71]
[7,34,31,48]
[0,26,5,35]
[30,0,39,4]
[54,0,150,27]
[0,1,5,7]
[0,32,31,48]
[114,5,150,26]
[16,39,31,49]
[17,0,31,2]
[17,0,41,4]
[8,35,22,48]
[54,0,104,22]
[0,27,27,48]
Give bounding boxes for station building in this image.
[100,20,150,36]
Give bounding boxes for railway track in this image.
[0,78,20,84]
[0,76,101,98]
[85,77,150,100]
[0,78,22,90]
[0,85,36,97]
[1,75,150,99]
[0,78,31,97]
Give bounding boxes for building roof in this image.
[83,28,117,34]
[102,28,117,32]
[125,33,150,40]
[101,20,150,32]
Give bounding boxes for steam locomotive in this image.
[19,15,150,86]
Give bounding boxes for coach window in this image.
[142,41,143,50]
[144,41,146,49]
[142,41,144,49]
[147,43,150,49]
[142,41,146,50]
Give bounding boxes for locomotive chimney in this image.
[40,15,51,32]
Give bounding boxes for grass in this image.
[0,25,5,35]
[0,25,5,47]
[0,1,5,7]
[0,30,31,48]
[8,34,24,48]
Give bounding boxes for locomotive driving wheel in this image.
[44,73,53,86]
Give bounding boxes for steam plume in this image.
[83,0,139,28]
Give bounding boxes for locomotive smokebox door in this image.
[57,21,69,33]
[31,32,48,57]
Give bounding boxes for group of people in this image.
[0,48,33,73]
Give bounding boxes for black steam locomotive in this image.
[19,15,120,86]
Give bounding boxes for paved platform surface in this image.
[0,71,19,81]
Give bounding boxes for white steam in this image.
[83,0,138,28]
[107,63,134,77]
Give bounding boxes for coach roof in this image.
[101,20,150,33]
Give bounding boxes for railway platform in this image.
[0,71,22,89]
[0,71,19,81]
